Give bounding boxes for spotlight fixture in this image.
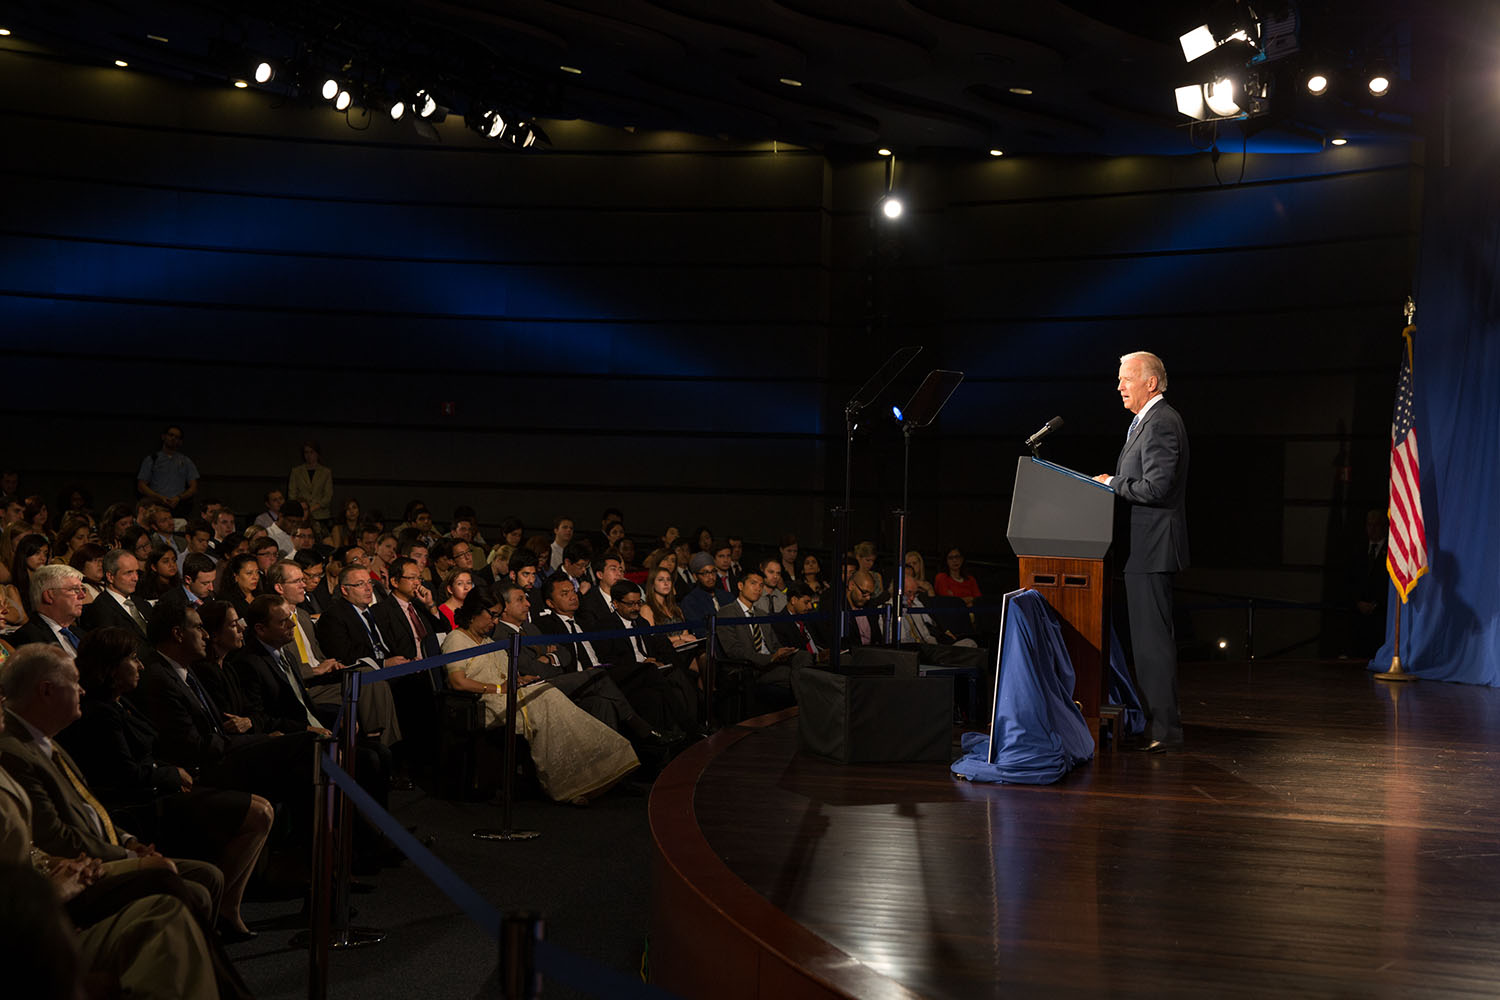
[1367,73,1390,96]
[778,77,802,87]
[1305,72,1328,96]
[321,78,338,101]
[1174,69,1268,121]
[389,99,406,120]
[254,61,274,84]
[891,405,904,422]
[472,109,506,138]
[1330,136,1348,146]
[414,89,437,118]
[989,148,1004,157]
[114,59,129,68]
[334,89,352,111]
[880,195,903,220]
[877,147,892,156]
[232,79,248,89]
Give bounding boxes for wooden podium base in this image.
[1018,556,1108,743]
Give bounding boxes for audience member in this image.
[67,543,108,605]
[288,442,334,529]
[253,489,284,530]
[439,587,639,805]
[329,497,362,549]
[549,516,575,574]
[135,425,198,517]
[11,532,51,616]
[934,546,982,606]
[438,568,474,629]
[845,569,883,646]
[903,550,937,598]
[216,554,261,617]
[78,549,152,648]
[140,545,180,603]
[9,563,87,652]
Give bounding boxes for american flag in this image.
[1387,328,1427,602]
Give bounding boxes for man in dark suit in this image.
[843,570,884,648]
[155,552,216,616]
[1094,350,1190,753]
[10,564,88,653]
[78,549,152,647]
[228,595,330,735]
[577,552,627,631]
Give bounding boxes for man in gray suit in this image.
[716,568,813,694]
[1095,350,1190,752]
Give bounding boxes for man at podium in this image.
[1093,351,1190,753]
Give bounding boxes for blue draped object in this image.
[1107,626,1147,738]
[1369,126,1500,684]
[951,590,1093,784]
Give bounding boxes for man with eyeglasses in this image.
[9,565,89,655]
[844,570,883,647]
[679,552,732,640]
[315,568,411,675]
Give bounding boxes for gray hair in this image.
[1,643,71,701]
[30,564,83,612]
[1120,351,1168,392]
[101,547,133,581]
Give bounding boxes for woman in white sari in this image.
[441,588,638,804]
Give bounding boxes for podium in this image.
[1006,457,1115,742]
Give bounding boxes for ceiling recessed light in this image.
[232,79,247,88]
[1008,86,1034,95]
[559,65,582,75]
[778,77,802,87]
[877,147,892,156]
[114,59,129,68]
[1330,137,1348,146]
[989,148,1004,156]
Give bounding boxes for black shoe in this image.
[639,728,679,748]
[1136,739,1182,754]
[217,921,258,944]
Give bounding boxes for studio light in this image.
[389,99,406,120]
[484,111,506,138]
[114,59,129,68]
[414,89,437,118]
[1305,72,1328,96]
[877,147,892,157]
[321,78,338,101]
[334,89,352,111]
[254,61,274,84]
[1204,77,1239,117]
[1174,70,1267,121]
[891,405,905,422]
[1367,73,1390,96]
[880,195,903,220]
[232,79,248,89]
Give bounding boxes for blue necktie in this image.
[358,608,387,659]
[1126,412,1142,440]
[59,627,80,650]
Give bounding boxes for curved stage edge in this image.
[648,708,919,1000]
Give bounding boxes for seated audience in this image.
[439,586,639,804]
[904,550,937,597]
[9,563,87,651]
[140,545,181,603]
[216,554,261,617]
[934,546,982,606]
[78,548,152,650]
[10,532,51,617]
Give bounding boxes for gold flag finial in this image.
[1404,295,1415,325]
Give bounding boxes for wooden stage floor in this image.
[648,660,1500,998]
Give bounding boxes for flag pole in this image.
[1377,296,1419,683]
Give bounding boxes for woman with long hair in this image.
[329,497,361,549]
[99,502,136,548]
[117,525,154,567]
[800,553,828,599]
[21,495,52,542]
[903,550,937,598]
[10,533,51,616]
[140,545,181,602]
[218,553,261,617]
[934,546,982,606]
[61,625,273,940]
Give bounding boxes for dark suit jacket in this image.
[315,599,392,666]
[228,643,321,734]
[191,659,256,724]
[577,588,617,633]
[495,619,562,677]
[534,611,602,670]
[78,590,151,642]
[0,707,135,861]
[152,584,199,619]
[715,599,779,667]
[8,616,68,650]
[371,597,442,661]
[57,698,183,809]
[134,652,235,775]
[1112,398,1190,574]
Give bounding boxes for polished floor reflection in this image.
[684,661,1500,998]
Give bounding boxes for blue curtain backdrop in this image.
[1371,103,1500,684]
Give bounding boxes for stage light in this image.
[892,405,904,422]
[880,195,903,219]
[254,61,274,84]
[877,147,892,156]
[1368,73,1390,96]
[1305,72,1328,96]
[778,77,802,87]
[1008,86,1033,96]
[1330,136,1348,146]
[1217,638,1228,649]
[1204,77,1239,117]
[335,89,351,111]
[520,123,537,147]
[989,148,1004,157]
[559,65,582,75]
[232,79,248,89]
[0,28,12,36]
[1179,25,1216,62]
[389,100,406,120]
[114,59,129,68]
[321,78,338,100]
[414,89,437,118]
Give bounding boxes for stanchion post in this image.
[306,737,334,1000]
[704,606,719,727]
[498,912,544,1000]
[473,631,540,841]
[333,669,361,933]
[1245,598,1255,662]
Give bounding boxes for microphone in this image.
[1024,416,1064,449]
